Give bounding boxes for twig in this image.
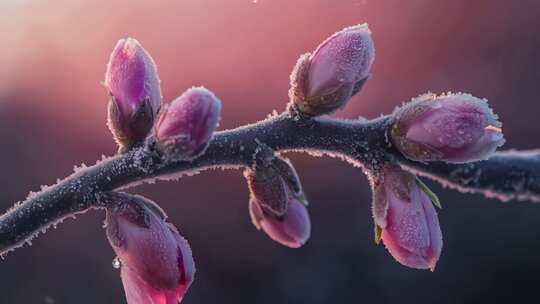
[0,111,538,255]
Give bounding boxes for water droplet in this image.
[112,256,121,269]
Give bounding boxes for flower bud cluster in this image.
[105,39,221,157]
[98,22,508,298]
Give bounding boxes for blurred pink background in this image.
[1,0,540,303]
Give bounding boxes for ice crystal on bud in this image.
[371,164,442,271]
[104,38,162,149]
[290,23,375,116]
[154,87,222,160]
[104,193,195,304]
[391,93,505,163]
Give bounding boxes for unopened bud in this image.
[104,193,195,303]
[391,93,505,163]
[154,87,222,160]
[104,38,162,149]
[371,165,442,271]
[245,157,311,248]
[290,24,375,116]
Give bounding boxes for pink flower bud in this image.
[105,193,195,304]
[154,87,222,159]
[290,24,375,116]
[245,158,311,248]
[105,38,162,148]
[249,194,311,248]
[372,165,442,271]
[391,93,505,163]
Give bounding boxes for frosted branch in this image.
[0,111,538,255]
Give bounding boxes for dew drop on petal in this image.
[112,256,122,269]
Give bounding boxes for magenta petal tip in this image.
[250,197,311,248]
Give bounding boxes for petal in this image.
[154,87,221,158]
[104,194,195,303]
[121,266,184,304]
[105,38,160,117]
[384,189,430,257]
[419,192,443,271]
[308,24,374,97]
[258,199,311,248]
[378,166,443,270]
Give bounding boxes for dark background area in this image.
[1,0,540,303]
